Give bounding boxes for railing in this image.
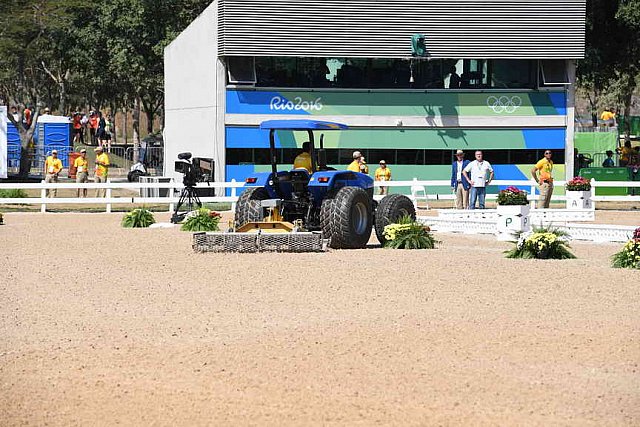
[1,178,639,213]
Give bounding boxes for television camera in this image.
[171,152,215,223]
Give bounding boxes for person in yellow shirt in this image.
[531,150,554,208]
[44,150,63,197]
[374,160,392,195]
[74,148,89,197]
[347,151,362,172]
[94,146,110,197]
[292,141,313,174]
[600,107,616,127]
[618,139,634,167]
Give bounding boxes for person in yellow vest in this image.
[94,146,110,197]
[44,149,63,197]
[293,141,313,174]
[74,148,89,197]
[600,107,616,127]
[375,160,392,195]
[347,151,362,172]
[531,149,554,208]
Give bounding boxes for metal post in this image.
[40,179,46,213]
[168,179,175,213]
[106,179,112,213]
[231,179,237,213]
[530,182,537,209]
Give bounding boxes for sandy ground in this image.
[0,213,639,426]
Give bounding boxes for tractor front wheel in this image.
[375,194,416,245]
[321,186,373,249]
[235,187,269,228]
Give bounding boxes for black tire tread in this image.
[235,187,269,227]
[375,194,416,244]
[321,187,372,249]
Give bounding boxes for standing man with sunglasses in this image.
[463,151,494,209]
[532,150,554,208]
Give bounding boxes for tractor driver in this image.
[293,141,313,174]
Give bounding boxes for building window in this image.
[491,60,535,89]
[540,60,570,85]
[227,57,256,84]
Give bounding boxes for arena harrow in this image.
[192,231,326,253]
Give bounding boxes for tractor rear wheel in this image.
[235,187,269,227]
[321,186,373,249]
[375,194,416,245]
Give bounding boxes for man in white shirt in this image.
[462,150,494,209]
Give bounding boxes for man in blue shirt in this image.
[450,150,471,209]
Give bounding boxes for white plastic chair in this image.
[410,178,429,210]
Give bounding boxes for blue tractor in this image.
[235,120,416,249]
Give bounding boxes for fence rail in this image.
[1,179,639,212]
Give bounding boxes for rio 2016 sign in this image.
[269,96,323,111]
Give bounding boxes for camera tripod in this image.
[171,181,202,224]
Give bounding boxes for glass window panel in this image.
[227,57,256,84]
[491,60,534,89]
[367,149,396,165]
[335,58,368,88]
[540,60,569,85]
[396,149,424,165]
[226,149,253,165]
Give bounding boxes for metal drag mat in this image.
[193,232,326,253]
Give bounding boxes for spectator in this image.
[293,141,313,173]
[375,160,392,195]
[574,149,593,176]
[42,107,51,116]
[23,106,32,129]
[89,111,99,145]
[139,136,148,164]
[619,140,634,167]
[44,149,63,198]
[463,150,494,210]
[72,112,83,145]
[600,107,616,127]
[80,111,89,143]
[450,149,470,209]
[602,150,615,168]
[74,149,89,197]
[347,151,362,172]
[531,150,554,209]
[10,106,19,122]
[448,66,461,89]
[97,112,112,151]
[359,157,369,175]
[94,146,110,197]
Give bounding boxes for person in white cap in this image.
[44,150,63,197]
[94,146,110,197]
[347,151,362,172]
[74,149,89,197]
[375,160,392,195]
[359,156,369,175]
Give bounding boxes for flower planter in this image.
[566,190,592,210]
[496,204,531,241]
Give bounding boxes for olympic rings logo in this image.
[486,96,522,114]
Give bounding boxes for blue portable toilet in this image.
[7,120,21,171]
[36,115,72,168]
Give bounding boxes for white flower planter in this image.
[566,190,592,210]
[496,204,531,241]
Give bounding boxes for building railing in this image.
[0,179,639,213]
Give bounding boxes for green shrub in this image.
[181,208,221,232]
[505,226,575,259]
[0,189,28,198]
[121,208,155,228]
[383,215,437,249]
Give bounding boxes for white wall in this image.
[163,1,225,187]
[0,107,7,179]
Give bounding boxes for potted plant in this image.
[181,208,222,232]
[505,226,576,260]
[565,177,592,210]
[383,215,437,249]
[611,227,640,270]
[496,186,530,241]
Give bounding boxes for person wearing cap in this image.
[531,150,554,209]
[375,160,392,195]
[44,150,63,197]
[347,151,362,172]
[450,150,471,209]
[74,149,90,197]
[94,146,110,197]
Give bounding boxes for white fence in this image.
[0,178,639,213]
